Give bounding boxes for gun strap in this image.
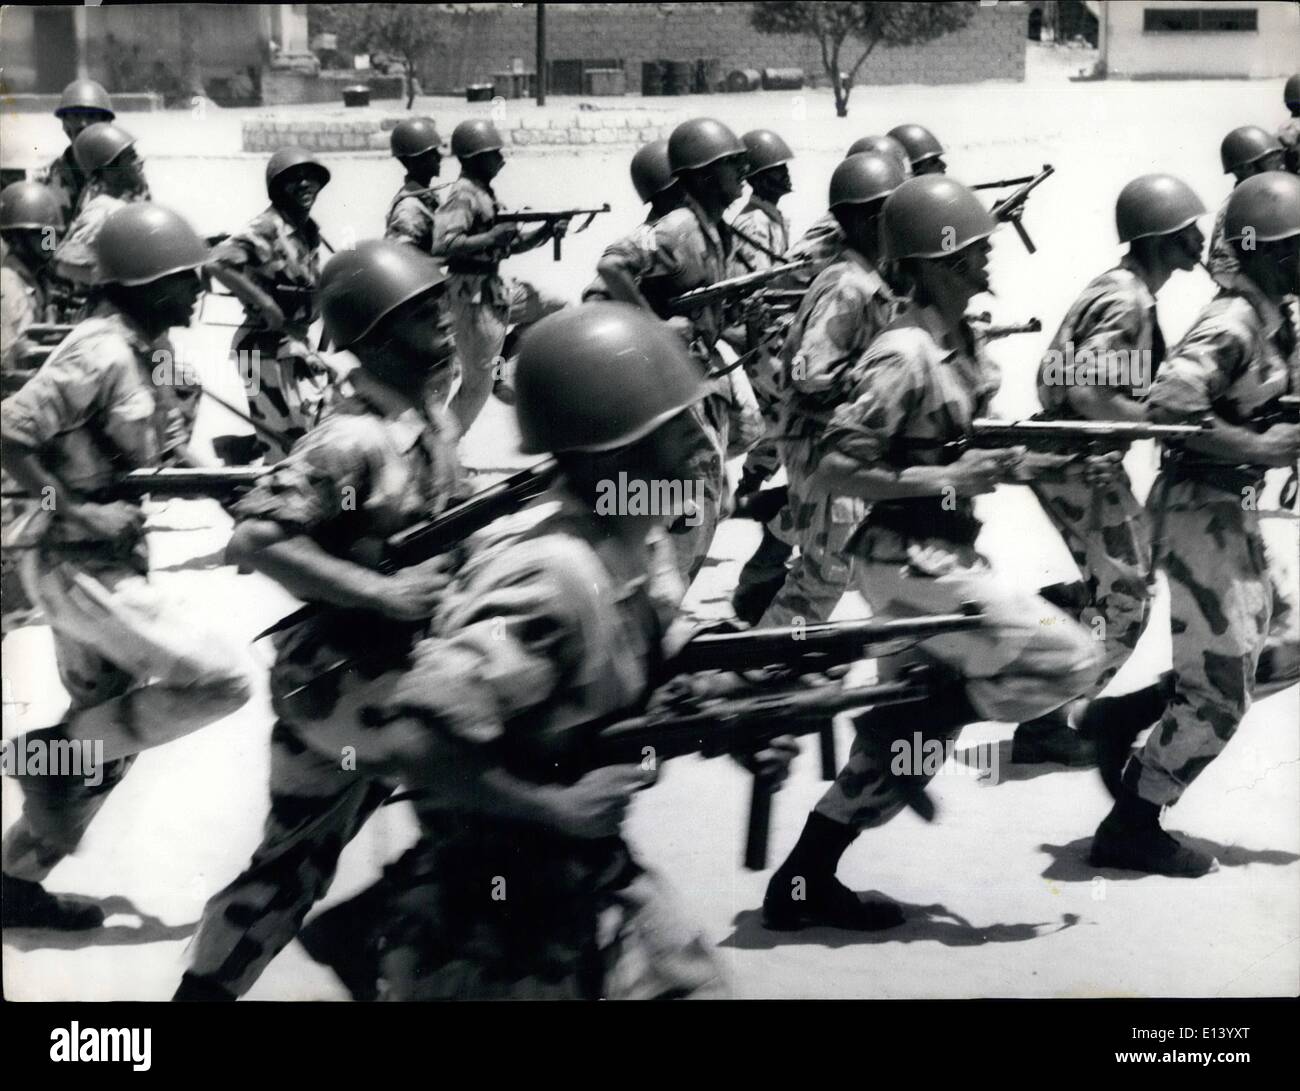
[725,220,787,265]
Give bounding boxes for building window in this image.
[1143,8,1258,32]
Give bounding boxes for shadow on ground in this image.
[957,738,1099,786]
[721,900,1080,951]
[1038,837,1300,883]
[3,895,197,951]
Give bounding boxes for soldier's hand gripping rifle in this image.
[988,164,1054,254]
[1263,395,1300,508]
[968,311,1043,342]
[517,608,985,870]
[495,204,611,260]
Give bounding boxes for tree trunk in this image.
[830,40,847,118]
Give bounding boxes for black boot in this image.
[731,528,794,626]
[172,972,237,1002]
[1089,788,1218,877]
[762,813,905,931]
[1,873,104,931]
[1011,704,1096,767]
[1076,673,1175,798]
[298,880,393,1002]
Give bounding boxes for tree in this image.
[312,4,438,108]
[751,2,977,118]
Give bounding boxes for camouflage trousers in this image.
[1030,468,1154,693]
[815,545,1101,828]
[739,343,784,485]
[1122,478,1288,806]
[183,718,394,997]
[757,486,864,628]
[237,328,334,462]
[445,275,566,435]
[670,389,731,588]
[2,550,250,882]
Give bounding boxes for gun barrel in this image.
[970,174,1038,191]
[970,418,1204,444]
[107,467,264,500]
[668,611,984,674]
[666,260,813,315]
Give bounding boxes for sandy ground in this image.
[2,46,1297,999]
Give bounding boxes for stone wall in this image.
[417,3,1026,94]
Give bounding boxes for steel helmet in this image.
[846,134,912,176]
[450,119,505,159]
[54,79,115,119]
[1222,171,1300,244]
[1219,126,1284,174]
[266,148,331,193]
[1287,73,1300,109]
[320,239,447,348]
[1115,174,1207,243]
[390,117,444,159]
[741,129,794,178]
[72,123,136,172]
[514,303,706,454]
[93,204,209,286]
[830,152,908,209]
[880,175,996,261]
[886,124,944,169]
[630,140,676,204]
[0,182,62,230]
[668,118,746,175]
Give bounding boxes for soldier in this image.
[1015,174,1208,767]
[733,152,906,626]
[1089,172,1300,877]
[783,134,911,289]
[763,177,1101,930]
[430,119,567,435]
[174,241,466,1001]
[312,304,791,999]
[726,129,794,499]
[52,123,150,288]
[1208,127,1285,286]
[0,204,251,930]
[886,124,947,176]
[595,118,763,584]
[206,148,335,461]
[1,182,62,366]
[1279,74,1300,174]
[384,117,446,253]
[581,140,683,304]
[34,79,116,227]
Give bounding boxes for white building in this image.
[1098,0,1300,78]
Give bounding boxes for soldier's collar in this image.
[741,193,784,226]
[682,192,726,253]
[1220,272,1286,341]
[348,367,432,451]
[1116,253,1158,306]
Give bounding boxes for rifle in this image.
[265,458,562,714]
[495,204,611,260]
[970,173,1040,191]
[989,164,1054,254]
[926,417,1207,461]
[665,260,813,317]
[1,466,263,502]
[969,311,1042,341]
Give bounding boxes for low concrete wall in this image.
[243,107,675,153]
[0,92,164,114]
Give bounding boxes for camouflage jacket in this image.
[34,147,86,228]
[728,195,789,275]
[211,205,323,334]
[1279,116,1300,173]
[777,248,897,489]
[784,210,845,289]
[1147,272,1297,488]
[0,305,199,546]
[52,192,128,285]
[1037,254,1163,418]
[0,253,49,369]
[1207,195,1239,288]
[430,174,509,307]
[385,175,445,254]
[827,302,1000,554]
[231,366,462,567]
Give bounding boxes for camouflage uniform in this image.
[811,304,1101,827]
[211,206,334,460]
[726,195,790,484]
[597,192,761,583]
[384,176,444,254]
[429,175,566,430]
[33,147,87,229]
[322,488,725,999]
[1278,117,1300,173]
[784,211,846,287]
[739,249,899,627]
[1124,274,1298,805]
[1207,197,1240,288]
[182,367,462,998]
[51,193,128,287]
[1031,255,1164,690]
[0,307,250,883]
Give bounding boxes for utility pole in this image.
[536,2,546,106]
